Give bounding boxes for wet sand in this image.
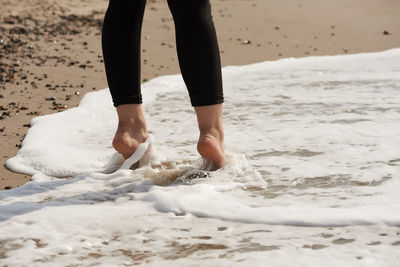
[1,0,399,190]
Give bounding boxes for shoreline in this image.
[1,0,399,190]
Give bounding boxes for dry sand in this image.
[1,0,399,190]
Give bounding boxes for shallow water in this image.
[2,49,400,266]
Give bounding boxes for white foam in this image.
[2,49,400,266]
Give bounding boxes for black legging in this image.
[102,0,224,107]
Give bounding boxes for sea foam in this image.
[2,49,400,266]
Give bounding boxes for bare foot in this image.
[112,124,148,160]
[197,131,226,169]
[194,104,226,169]
[113,104,148,160]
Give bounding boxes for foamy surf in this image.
[2,49,400,266]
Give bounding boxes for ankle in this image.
[115,119,148,143]
[199,127,224,142]
[116,104,147,127]
[117,118,147,130]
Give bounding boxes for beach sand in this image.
[1,0,399,190]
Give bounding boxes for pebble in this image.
[53,102,67,109]
[4,185,12,190]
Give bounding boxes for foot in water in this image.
[112,104,148,160]
[112,124,148,160]
[194,104,226,170]
[197,130,226,169]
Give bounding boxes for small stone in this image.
[242,40,251,45]
[54,103,67,109]
[4,185,12,190]
[45,96,56,101]
[383,30,390,35]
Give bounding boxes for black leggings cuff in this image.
[190,93,224,107]
[112,95,143,107]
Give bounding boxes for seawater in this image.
[2,49,400,266]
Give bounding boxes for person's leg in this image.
[167,0,226,168]
[102,0,148,159]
